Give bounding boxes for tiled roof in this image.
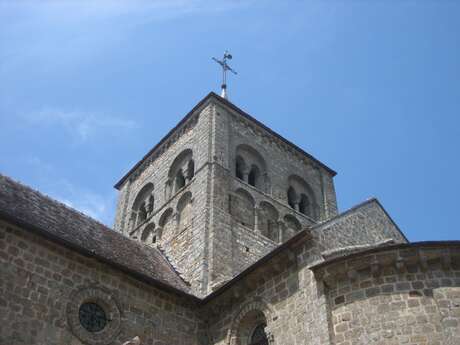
[0,174,195,299]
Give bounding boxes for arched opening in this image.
[236,156,246,180]
[141,223,156,244]
[287,175,318,220]
[158,208,173,242]
[231,306,270,345]
[230,189,255,230]
[248,165,260,188]
[235,144,268,192]
[258,202,279,242]
[177,192,193,231]
[250,323,268,345]
[287,186,297,210]
[131,183,154,229]
[168,149,194,196]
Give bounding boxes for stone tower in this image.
[113,92,338,296]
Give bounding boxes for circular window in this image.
[67,287,121,345]
[79,302,107,333]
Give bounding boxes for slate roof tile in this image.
[0,174,193,297]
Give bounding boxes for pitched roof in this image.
[114,92,336,189]
[0,174,197,300]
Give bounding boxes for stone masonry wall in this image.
[216,103,338,221]
[113,97,340,295]
[316,244,460,345]
[0,221,204,345]
[315,199,408,254]
[114,102,214,296]
[114,102,212,235]
[206,102,330,292]
[204,238,333,345]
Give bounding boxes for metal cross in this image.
[212,50,237,99]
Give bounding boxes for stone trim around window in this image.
[67,286,122,345]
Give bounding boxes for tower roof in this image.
[115,92,336,190]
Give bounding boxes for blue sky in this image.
[0,0,459,241]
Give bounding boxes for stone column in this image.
[175,212,180,227]
[254,206,260,233]
[278,221,285,243]
[293,201,300,212]
[146,195,154,216]
[184,168,191,184]
[242,168,250,184]
[156,227,163,242]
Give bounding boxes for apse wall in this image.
[313,242,460,345]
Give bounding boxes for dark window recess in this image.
[176,170,186,190]
[236,157,245,180]
[250,323,268,345]
[248,166,260,187]
[79,302,107,333]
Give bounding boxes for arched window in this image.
[141,223,156,244]
[229,304,271,345]
[131,183,154,229]
[258,202,279,242]
[177,192,193,231]
[167,149,194,197]
[287,175,318,220]
[250,324,268,345]
[230,189,255,229]
[158,208,173,242]
[235,144,268,192]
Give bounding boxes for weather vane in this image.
[212,50,237,99]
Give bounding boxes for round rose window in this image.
[79,302,107,333]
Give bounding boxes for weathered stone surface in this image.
[0,92,458,345]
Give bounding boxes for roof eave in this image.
[0,211,202,303]
[310,240,460,271]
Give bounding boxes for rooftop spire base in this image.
[212,51,237,100]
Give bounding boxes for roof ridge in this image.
[0,173,112,231]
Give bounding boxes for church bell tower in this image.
[113,92,338,297]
